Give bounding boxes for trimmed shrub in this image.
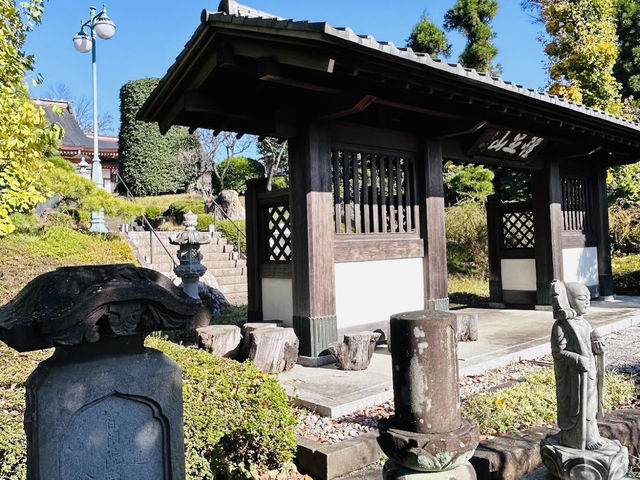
[215,219,246,255]
[445,201,488,275]
[218,156,265,193]
[167,199,206,224]
[612,254,640,295]
[119,78,200,196]
[43,212,75,228]
[144,205,164,219]
[0,338,298,480]
[197,213,215,231]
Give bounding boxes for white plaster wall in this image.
[501,258,536,291]
[562,247,599,286]
[261,278,293,327]
[334,258,424,330]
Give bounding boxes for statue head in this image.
[565,282,591,317]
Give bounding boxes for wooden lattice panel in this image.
[502,211,535,249]
[561,177,592,232]
[263,205,292,263]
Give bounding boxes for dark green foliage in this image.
[612,254,640,295]
[215,219,246,255]
[271,176,289,190]
[197,213,214,231]
[167,199,206,223]
[609,203,640,254]
[494,169,531,202]
[407,13,452,58]
[445,202,489,275]
[0,338,298,480]
[118,78,200,196]
[614,0,640,99]
[444,162,495,204]
[444,0,500,73]
[215,156,265,193]
[146,337,298,480]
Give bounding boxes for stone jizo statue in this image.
[540,280,628,480]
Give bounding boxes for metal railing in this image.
[115,172,177,267]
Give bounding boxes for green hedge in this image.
[215,219,246,255]
[167,199,206,224]
[119,78,200,196]
[0,338,297,480]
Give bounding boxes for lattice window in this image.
[561,177,592,232]
[331,148,418,234]
[502,211,535,249]
[263,204,291,263]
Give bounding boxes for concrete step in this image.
[216,275,248,286]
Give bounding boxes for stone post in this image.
[0,264,209,480]
[170,210,211,299]
[378,310,479,479]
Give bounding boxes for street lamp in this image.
[73,4,116,233]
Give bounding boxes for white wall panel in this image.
[261,278,293,327]
[501,258,536,291]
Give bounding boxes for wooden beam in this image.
[532,158,564,305]
[289,123,337,357]
[257,57,343,95]
[245,178,268,321]
[418,139,449,311]
[592,166,614,297]
[486,196,503,303]
[318,95,377,121]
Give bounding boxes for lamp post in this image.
[73,4,116,233]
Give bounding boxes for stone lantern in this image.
[170,210,211,299]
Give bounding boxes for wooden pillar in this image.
[592,166,614,297]
[245,177,268,321]
[532,158,564,305]
[486,196,503,303]
[418,140,449,311]
[289,123,337,358]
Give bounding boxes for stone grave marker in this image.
[0,264,209,480]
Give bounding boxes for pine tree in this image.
[407,13,451,58]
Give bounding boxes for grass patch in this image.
[448,274,489,306]
[463,369,636,435]
[133,193,202,212]
[0,226,136,305]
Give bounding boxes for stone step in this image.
[223,292,248,306]
[218,283,249,294]
[203,260,245,270]
[216,275,248,286]
[209,267,247,277]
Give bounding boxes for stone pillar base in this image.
[383,461,476,480]
[540,434,628,480]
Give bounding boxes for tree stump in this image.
[329,331,382,371]
[196,325,242,359]
[246,327,299,373]
[240,321,283,359]
[455,312,479,342]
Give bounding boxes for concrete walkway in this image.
[278,296,640,418]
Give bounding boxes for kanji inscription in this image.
[469,127,546,161]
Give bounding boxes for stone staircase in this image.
[125,230,248,306]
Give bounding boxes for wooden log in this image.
[329,331,382,371]
[240,321,283,359]
[454,312,479,342]
[247,327,299,373]
[196,325,242,359]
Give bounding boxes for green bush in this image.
[215,219,246,255]
[270,176,289,190]
[0,338,298,480]
[216,156,265,193]
[612,254,640,295]
[44,212,76,228]
[119,78,200,196]
[148,338,298,479]
[609,203,640,254]
[145,205,164,219]
[445,201,488,275]
[9,213,40,232]
[168,199,206,224]
[41,156,144,225]
[463,369,636,435]
[197,213,215,231]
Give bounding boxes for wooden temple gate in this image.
[139,0,637,361]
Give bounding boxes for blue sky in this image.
[25,1,547,136]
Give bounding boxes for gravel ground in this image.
[296,326,640,444]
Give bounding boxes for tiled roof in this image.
[200,10,640,133]
[33,98,118,151]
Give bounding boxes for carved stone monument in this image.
[540,280,629,480]
[377,311,479,479]
[0,264,209,480]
